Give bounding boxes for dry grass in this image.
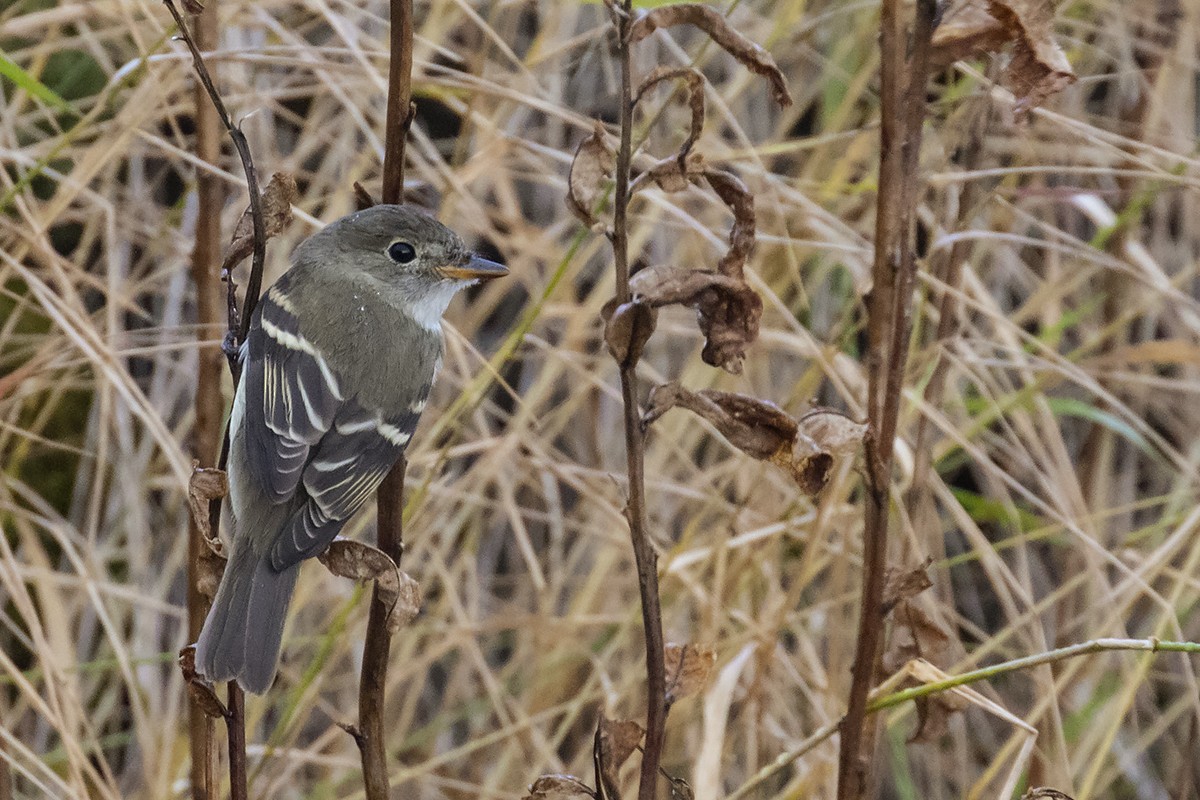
[2,1,1200,798]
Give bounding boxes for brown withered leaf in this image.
[932,0,1075,119]
[567,121,616,228]
[883,558,934,612]
[795,409,868,458]
[182,0,206,13]
[524,774,595,800]
[628,4,792,108]
[629,263,761,374]
[187,462,227,542]
[931,1,1009,65]
[320,538,398,599]
[599,716,644,771]
[188,463,228,598]
[602,298,658,368]
[785,452,834,497]
[179,646,227,719]
[594,715,643,799]
[703,170,755,278]
[634,67,706,169]
[644,383,797,461]
[885,601,967,742]
[385,571,422,634]
[632,152,706,195]
[663,642,716,701]
[221,172,298,273]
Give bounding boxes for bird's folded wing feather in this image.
[243,281,427,571]
[243,283,345,502]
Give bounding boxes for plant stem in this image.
[186,0,222,796]
[836,1,936,798]
[226,684,247,800]
[164,2,269,796]
[610,4,668,798]
[359,0,414,796]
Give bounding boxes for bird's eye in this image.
[387,241,417,264]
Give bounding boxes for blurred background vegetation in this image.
[2,0,1199,798]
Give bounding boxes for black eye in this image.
[387,241,416,264]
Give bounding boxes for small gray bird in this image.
[195,204,506,693]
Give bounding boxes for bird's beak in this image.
[439,255,508,281]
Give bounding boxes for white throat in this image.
[406,280,470,333]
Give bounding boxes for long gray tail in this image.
[194,535,299,694]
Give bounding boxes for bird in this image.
[194,204,507,693]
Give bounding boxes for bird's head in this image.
[296,204,507,325]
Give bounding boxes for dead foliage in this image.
[220,172,298,273]
[319,538,422,633]
[663,643,716,702]
[933,0,1076,118]
[627,4,792,107]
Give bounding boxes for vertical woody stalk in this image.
[836,1,935,798]
[164,1,266,797]
[611,3,669,797]
[359,0,415,796]
[186,2,221,798]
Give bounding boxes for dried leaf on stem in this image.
[220,172,298,274]
[633,67,706,169]
[663,643,716,702]
[627,4,792,107]
[567,122,617,229]
[933,0,1076,118]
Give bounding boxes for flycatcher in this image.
[195,204,507,693]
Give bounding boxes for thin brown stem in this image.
[161,0,266,377]
[358,0,415,796]
[225,684,247,800]
[610,4,668,799]
[381,0,415,206]
[186,0,222,796]
[836,1,935,798]
[165,2,269,797]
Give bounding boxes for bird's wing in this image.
[243,282,346,503]
[268,404,421,570]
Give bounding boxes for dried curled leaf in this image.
[932,0,1076,119]
[567,121,616,228]
[599,716,644,772]
[628,263,761,373]
[187,463,227,543]
[628,4,792,108]
[625,165,760,371]
[594,715,643,798]
[179,646,227,719]
[187,463,228,599]
[884,602,966,742]
[644,383,796,461]
[385,571,422,634]
[664,642,716,701]
[634,66,706,169]
[524,774,595,800]
[318,538,420,631]
[602,298,658,368]
[883,558,934,612]
[645,386,864,497]
[221,172,298,273]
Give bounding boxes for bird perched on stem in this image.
[195,204,507,693]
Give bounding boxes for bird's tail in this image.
[194,533,299,694]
